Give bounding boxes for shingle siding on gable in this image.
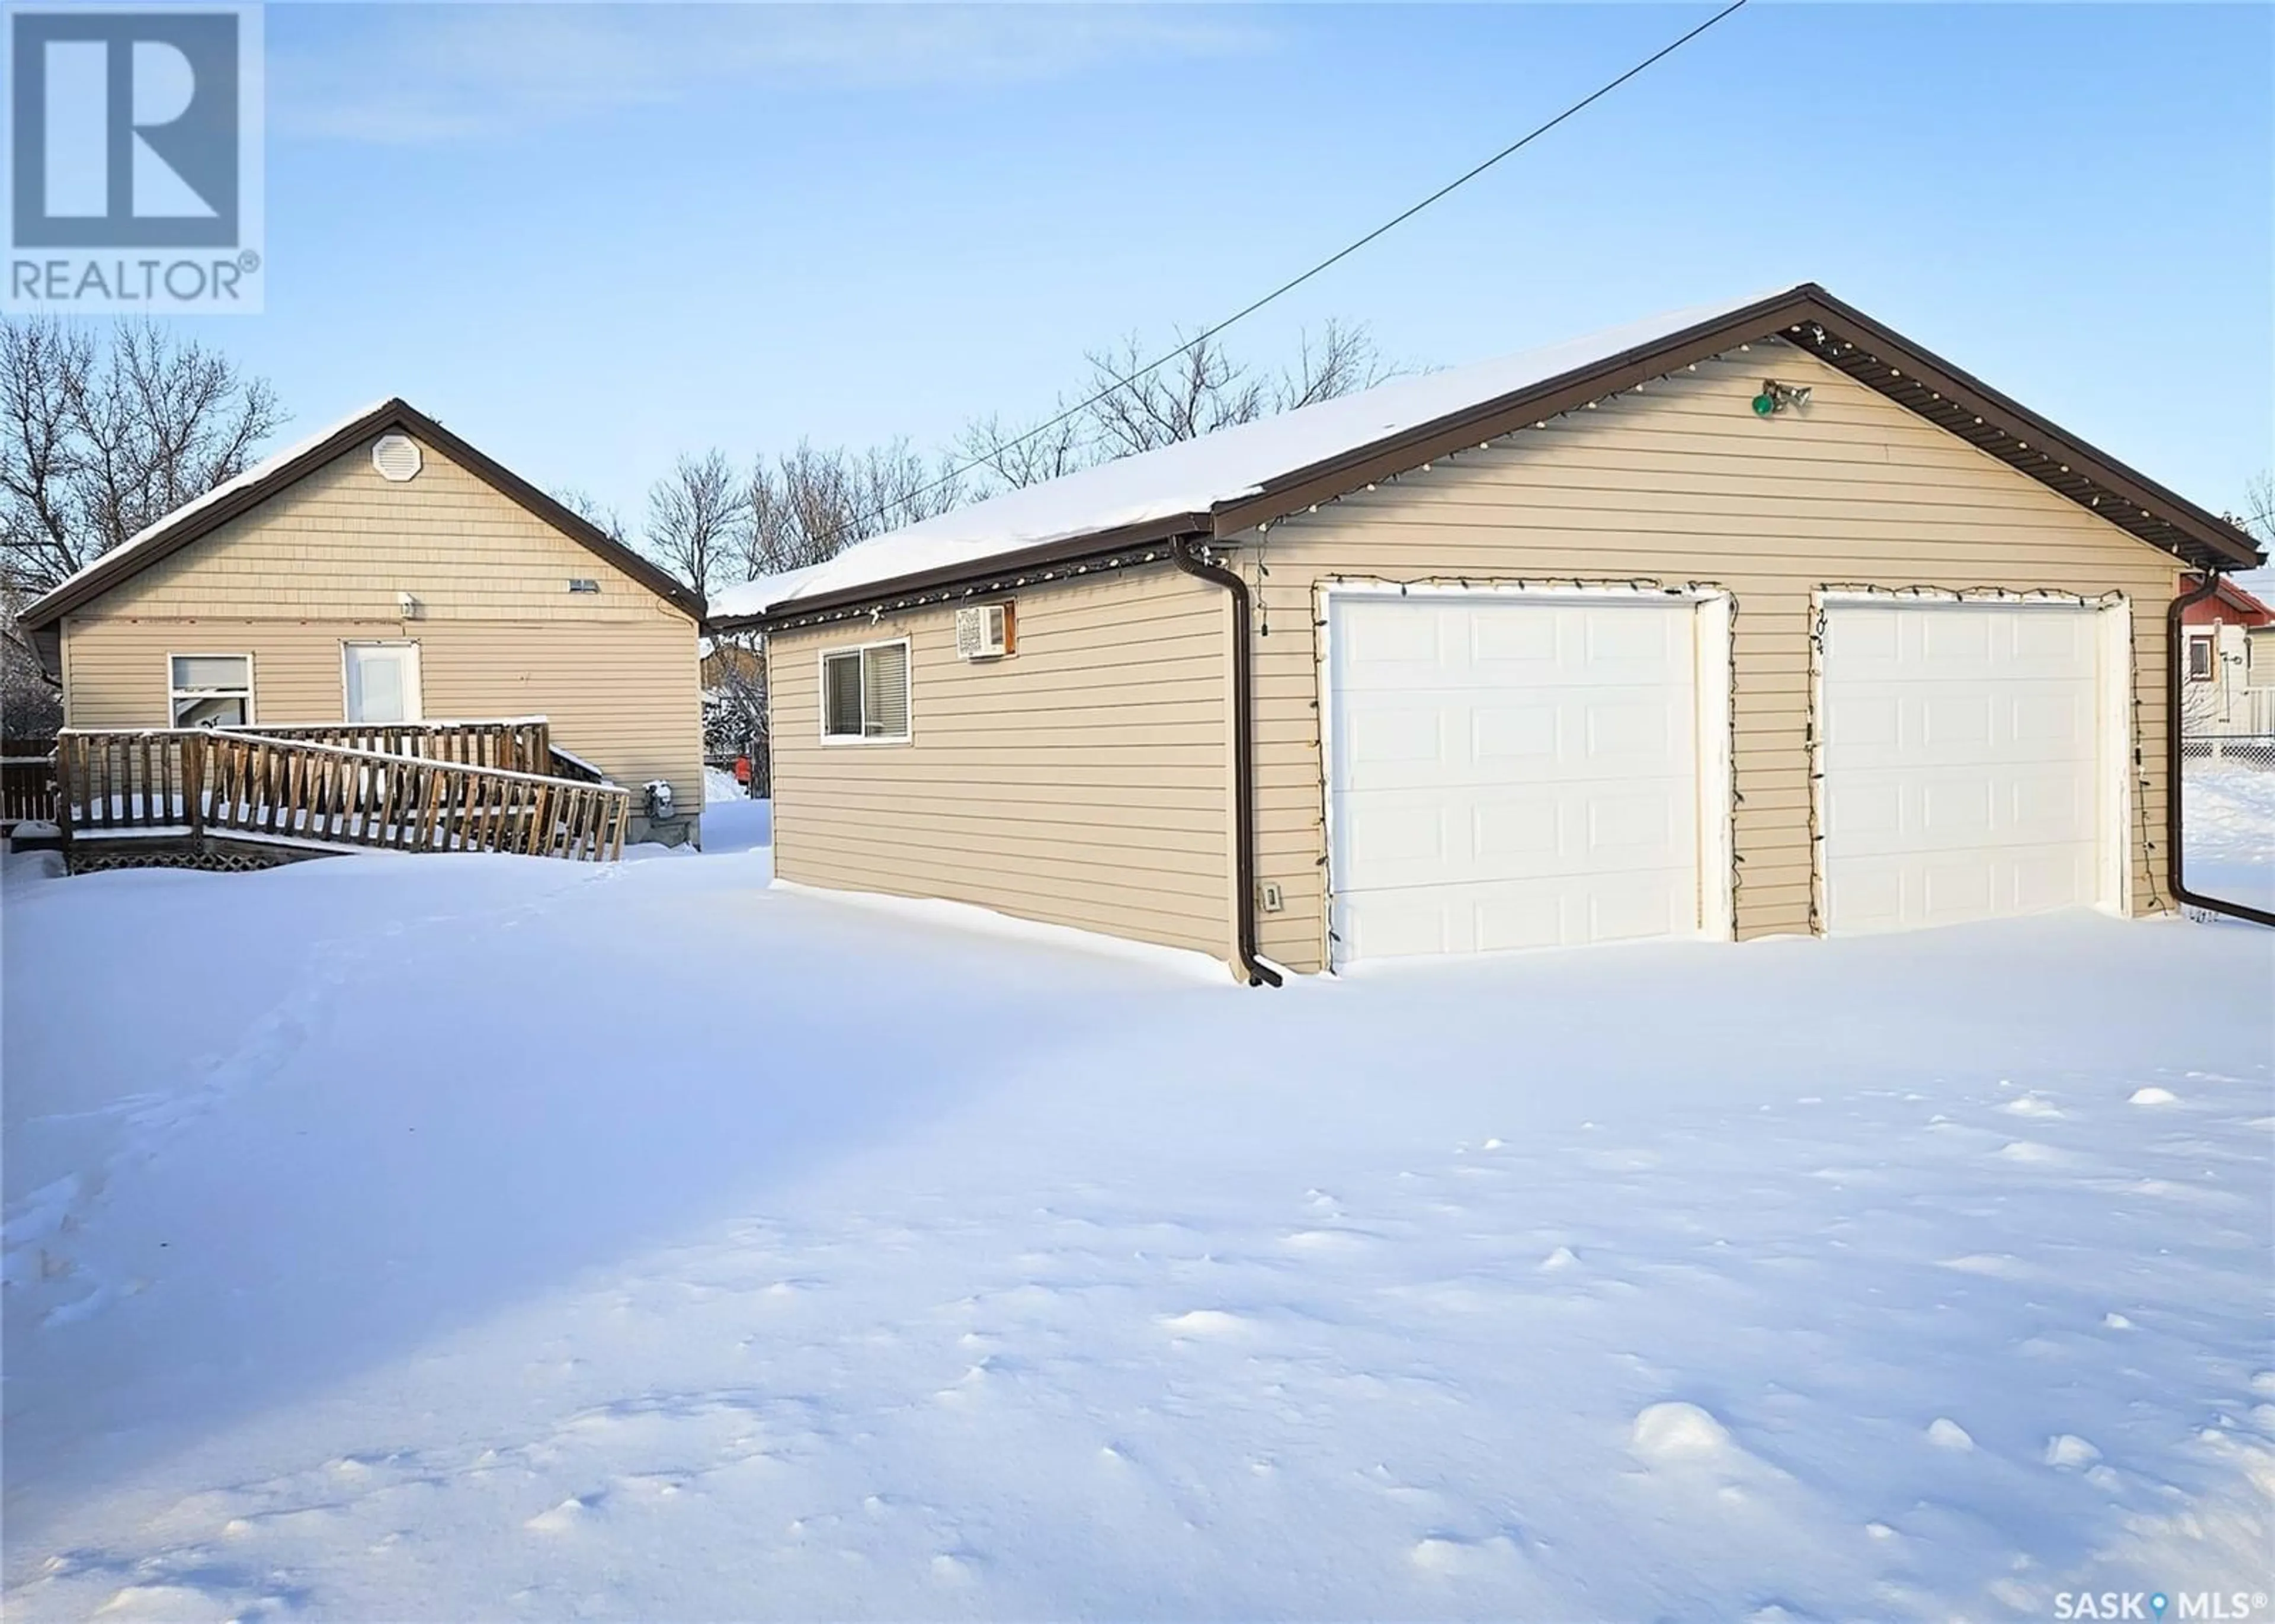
[89,438,684,624]
[58,434,703,819]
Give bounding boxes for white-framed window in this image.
[819,639,911,743]
[2186,630,2216,682]
[342,640,424,723]
[169,653,255,726]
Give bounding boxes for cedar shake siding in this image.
[54,432,703,830]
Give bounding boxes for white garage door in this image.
[1326,593,1715,963]
[1819,601,2114,934]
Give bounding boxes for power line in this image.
[780,0,1752,572]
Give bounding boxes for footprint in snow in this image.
[2128,1086,2180,1106]
[2044,1434,2101,1468]
[1409,1531,1524,1576]
[41,1282,124,1327]
[1539,1246,1581,1272]
[2002,1094,2064,1118]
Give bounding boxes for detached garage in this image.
[715,283,2263,982]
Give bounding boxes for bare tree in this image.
[744,441,851,578]
[648,321,1401,595]
[1,619,61,738]
[0,319,281,739]
[643,449,750,596]
[956,319,1398,492]
[701,629,768,781]
[2239,469,2274,549]
[851,437,966,535]
[741,438,965,577]
[1082,330,1267,460]
[552,485,627,543]
[1273,317,1395,411]
[0,317,283,594]
[957,403,1088,492]
[0,321,82,597]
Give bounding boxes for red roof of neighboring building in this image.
[2181,575,2275,627]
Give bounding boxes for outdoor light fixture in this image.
[1751,380,1811,416]
[396,590,420,618]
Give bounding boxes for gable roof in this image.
[714,282,2263,630]
[2183,574,2274,624]
[19,398,703,629]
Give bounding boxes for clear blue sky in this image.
[200,3,2271,532]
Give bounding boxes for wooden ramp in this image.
[53,722,630,872]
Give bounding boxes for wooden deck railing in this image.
[54,725,629,862]
[232,717,553,773]
[1,752,56,824]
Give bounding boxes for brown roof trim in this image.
[1216,284,2261,572]
[728,286,2258,626]
[1210,286,1827,537]
[715,511,1213,632]
[1777,289,2260,572]
[20,398,703,629]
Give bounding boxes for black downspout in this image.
[2167,571,2275,928]
[1171,536,1283,987]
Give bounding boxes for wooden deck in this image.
[53,720,630,870]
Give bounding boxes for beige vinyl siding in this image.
[1240,338,2180,971]
[768,566,1232,959]
[89,436,679,624]
[59,433,703,815]
[61,617,699,805]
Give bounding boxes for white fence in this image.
[2181,733,2275,771]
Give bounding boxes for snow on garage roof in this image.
[708,288,1792,622]
[710,281,2266,626]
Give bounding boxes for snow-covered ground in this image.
[3,808,2271,1620]
[2187,765,2275,912]
[704,765,749,806]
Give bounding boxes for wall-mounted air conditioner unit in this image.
[955,601,1015,660]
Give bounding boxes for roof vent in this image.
[371,434,423,482]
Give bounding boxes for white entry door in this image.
[1326,593,1717,964]
[344,641,424,724]
[1818,602,2114,933]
